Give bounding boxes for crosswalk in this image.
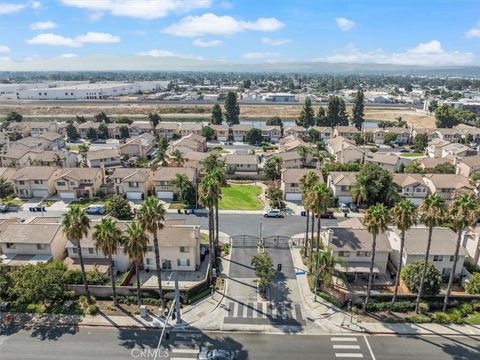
[330,336,367,359]
[169,348,199,360]
[168,331,201,359]
[223,301,306,325]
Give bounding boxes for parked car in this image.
[348,203,358,212]
[0,204,9,213]
[319,210,334,219]
[85,204,105,215]
[339,203,349,213]
[197,349,235,360]
[263,209,284,218]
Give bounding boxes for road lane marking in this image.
[171,349,199,354]
[363,335,377,360]
[335,353,364,358]
[333,345,361,350]
[331,337,358,342]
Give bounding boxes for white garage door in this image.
[32,190,49,198]
[127,192,143,200]
[157,191,173,199]
[285,193,302,201]
[60,191,76,199]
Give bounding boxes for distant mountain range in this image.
[1,54,480,77]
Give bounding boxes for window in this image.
[72,247,78,254]
[6,243,15,249]
[356,251,371,257]
[442,268,451,276]
[341,186,347,192]
[433,255,444,262]
[146,258,151,265]
[338,251,350,257]
[88,248,94,255]
[57,181,66,186]
[19,181,25,185]
[177,259,190,267]
[449,255,455,262]
[147,246,154,252]
[36,244,47,250]
[34,180,43,185]
[128,181,139,188]
[180,246,189,253]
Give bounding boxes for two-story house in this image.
[433,129,463,143]
[456,156,480,177]
[38,131,65,150]
[441,143,474,158]
[225,154,259,175]
[78,121,101,139]
[427,138,451,158]
[231,124,252,142]
[261,125,282,143]
[327,171,357,204]
[156,122,179,139]
[86,148,121,168]
[327,136,364,164]
[334,126,360,140]
[0,223,67,266]
[281,168,323,201]
[11,166,59,198]
[385,127,411,144]
[169,133,207,154]
[153,167,197,200]
[392,173,429,205]
[364,128,385,144]
[179,123,202,137]
[6,122,30,137]
[54,167,104,200]
[27,121,59,136]
[312,126,333,141]
[112,168,153,200]
[119,133,156,159]
[210,124,229,142]
[423,173,474,202]
[272,151,303,169]
[364,152,401,172]
[284,126,307,138]
[129,121,152,137]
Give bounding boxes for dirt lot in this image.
[0,102,435,127]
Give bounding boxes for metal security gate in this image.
[231,235,260,248]
[263,235,291,249]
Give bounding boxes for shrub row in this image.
[366,300,428,313]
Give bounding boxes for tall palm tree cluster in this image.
[63,196,167,308]
[361,193,479,313]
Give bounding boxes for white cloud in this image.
[317,41,474,66]
[30,21,57,30]
[0,56,10,61]
[0,2,26,14]
[31,1,41,9]
[193,38,223,47]
[336,17,355,32]
[26,32,121,47]
[61,0,211,20]
[242,52,280,60]
[59,53,77,58]
[261,37,290,46]
[0,45,10,53]
[88,12,104,22]
[465,26,480,39]
[137,49,203,60]
[163,13,284,37]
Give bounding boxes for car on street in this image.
[319,210,334,219]
[197,349,235,360]
[263,208,284,218]
[348,203,358,212]
[85,204,106,215]
[339,203,349,213]
[0,204,9,213]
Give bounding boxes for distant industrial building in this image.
[263,93,297,102]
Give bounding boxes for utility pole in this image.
[259,220,263,245]
[174,270,181,325]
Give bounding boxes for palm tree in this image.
[78,143,90,167]
[92,218,123,306]
[170,173,194,206]
[153,147,167,167]
[208,166,225,248]
[443,193,478,312]
[170,149,184,167]
[63,206,91,304]
[199,175,218,274]
[311,247,342,293]
[124,221,148,307]
[53,153,64,167]
[415,193,447,313]
[308,183,332,250]
[296,145,309,166]
[300,171,320,257]
[351,174,369,206]
[137,197,166,304]
[390,199,417,310]
[362,203,390,312]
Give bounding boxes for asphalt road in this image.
[0,326,478,360]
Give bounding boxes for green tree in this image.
[465,273,480,294]
[66,123,79,140]
[124,221,148,306]
[390,200,417,310]
[352,89,365,131]
[116,116,133,125]
[92,218,123,305]
[245,128,263,145]
[307,183,332,250]
[119,125,130,139]
[153,148,167,168]
[86,127,98,141]
[266,116,283,134]
[94,112,110,123]
[157,137,169,151]
[5,111,22,123]
[243,79,251,89]
[199,175,219,274]
[443,193,478,311]
[362,203,390,312]
[0,177,14,203]
[201,125,214,141]
[316,106,328,126]
[106,195,134,220]
[327,96,349,128]
[171,173,196,206]
[296,97,315,128]
[404,160,424,174]
[428,100,438,113]
[300,170,321,256]
[265,181,285,210]
[76,115,87,123]
[210,104,223,125]
[433,162,456,174]
[63,207,92,304]
[416,193,447,313]
[351,163,399,207]
[435,105,459,128]
[148,112,161,129]
[170,149,184,167]
[311,247,340,292]
[207,167,225,248]
[413,133,429,151]
[224,91,240,126]
[384,133,398,145]
[78,143,90,167]
[203,153,225,173]
[401,260,442,295]
[98,123,108,140]
[251,253,275,297]
[263,156,282,181]
[137,197,166,304]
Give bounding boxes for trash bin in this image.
[300,211,306,217]
[140,305,147,318]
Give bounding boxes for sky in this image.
[0,0,479,70]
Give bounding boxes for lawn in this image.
[464,312,480,325]
[400,152,424,157]
[169,202,187,209]
[219,185,263,210]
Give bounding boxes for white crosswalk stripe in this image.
[331,337,365,359]
[170,348,199,360]
[226,301,303,321]
[335,354,364,358]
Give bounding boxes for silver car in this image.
[197,349,235,360]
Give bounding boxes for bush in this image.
[26,303,46,314]
[418,302,430,313]
[187,288,211,305]
[318,291,343,308]
[447,310,464,324]
[431,312,451,324]
[465,272,480,294]
[401,260,442,295]
[405,314,431,323]
[85,304,98,315]
[366,300,417,313]
[65,269,109,285]
[459,303,474,316]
